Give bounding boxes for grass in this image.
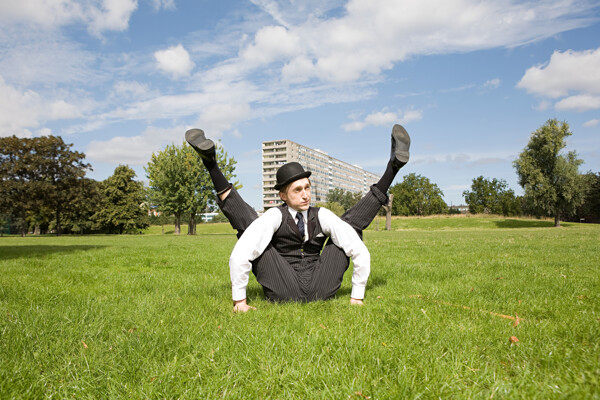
[1,216,599,399]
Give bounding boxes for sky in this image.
[1,0,599,210]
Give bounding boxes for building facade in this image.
[262,139,381,210]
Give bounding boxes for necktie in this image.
[296,212,305,238]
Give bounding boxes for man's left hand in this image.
[233,299,256,313]
[350,298,364,306]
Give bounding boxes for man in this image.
[186,125,410,312]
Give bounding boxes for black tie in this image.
[296,213,305,238]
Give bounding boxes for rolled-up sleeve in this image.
[318,208,371,299]
[229,207,281,301]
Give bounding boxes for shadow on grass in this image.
[246,285,266,301]
[493,219,556,228]
[336,274,388,297]
[0,245,107,261]
[244,275,388,303]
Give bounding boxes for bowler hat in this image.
[274,162,311,190]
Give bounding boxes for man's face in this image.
[280,178,311,211]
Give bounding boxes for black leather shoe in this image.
[185,128,216,163]
[391,124,410,169]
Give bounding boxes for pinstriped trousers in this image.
[217,185,388,301]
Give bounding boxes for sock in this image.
[375,160,398,193]
[204,159,230,194]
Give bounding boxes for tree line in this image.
[0,136,149,236]
[465,119,598,226]
[320,119,598,226]
[1,119,598,235]
[0,136,236,236]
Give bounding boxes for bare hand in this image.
[233,299,256,313]
[350,298,364,306]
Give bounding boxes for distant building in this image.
[262,139,381,210]
[200,212,219,222]
[449,205,470,214]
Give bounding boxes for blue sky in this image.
[1,0,599,210]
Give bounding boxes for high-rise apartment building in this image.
[262,139,381,210]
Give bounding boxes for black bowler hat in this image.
[274,162,311,190]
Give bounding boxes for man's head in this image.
[279,177,311,211]
[274,162,312,211]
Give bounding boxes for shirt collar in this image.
[288,207,307,221]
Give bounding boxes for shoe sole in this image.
[392,124,410,163]
[185,128,214,151]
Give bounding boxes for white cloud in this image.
[88,0,138,36]
[110,81,153,101]
[281,56,315,84]
[240,25,301,65]
[555,95,600,112]
[37,127,53,136]
[86,125,185,165]
[0,0,85,28]
[64,0,597,133]
[0,0,138,36]
[533,100,552,111]
[196,103,252,138]
[583,119,599,127]
[341,121,366,132]
[343,108,423,131]
[0,26,98,87]
[410,149,515,166]
[154,44,195,79]
[483,78,500,89]
[3,0,598,148]
[518,47,600,97]
[103,79,260,123]
[402,110,424,124]
[0,76,83,138]
[518,47,600,111]
[49,100,81,120]
[249,0,345,27]
[0,78,43,137]
[239,0,599,84]
[151,0,176,11]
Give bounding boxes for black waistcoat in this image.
[274,204,328,269]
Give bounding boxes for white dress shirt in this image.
[229,206,371,301]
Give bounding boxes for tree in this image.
[35,136,92,235]
[0,135,91,236]
[145,144,189,234]
[382,194,394,230]
[56,178,103,234]
[390,173,447,216]
[571,171,600,223]
[514,119,585,227]
[0,214,9,236]
[145,142,237,235]
[326,188,362,212]
[0,136,36,235]
[315,201,345,216]
[463,176,521,216]
[93,165,148,234]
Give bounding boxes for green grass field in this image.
[1,216,599,399]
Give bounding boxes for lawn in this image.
[0,216,598,399]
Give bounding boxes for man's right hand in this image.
[233,299,256,313]
[350,298,364,306]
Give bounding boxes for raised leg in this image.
[341,185,389,237]
[343,124,411,236]
[217,187,258,238]
[186,128,256,236]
